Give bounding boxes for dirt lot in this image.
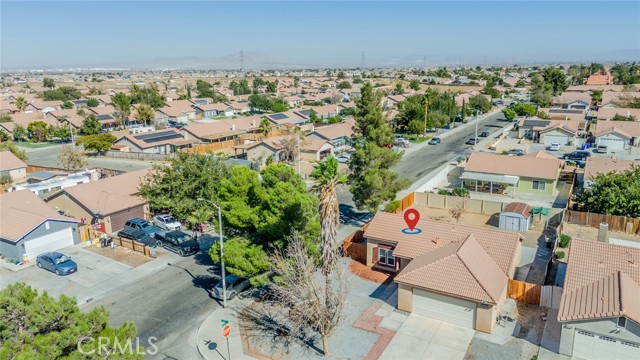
[412,205,494,228]
[562,222,640,243]
[85,245,156,267]
[348,260,390,284]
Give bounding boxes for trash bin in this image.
[581,144,586,150]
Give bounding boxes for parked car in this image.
[153,214,182,231]
[507,149,526,156]
[394,137,410,147]
[465,137,479,145]
[479,131,490,137]
[337,154,351,163]
[36,252,77,276]
[155,230,199,256]
[594,145,608,154]
[563,151,591,161]
[428,137,441,145]
[124,218,161,237]
[118,227,157,247]
[211,275,251,301]
[548,143,561,151]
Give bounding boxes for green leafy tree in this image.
[337,71,346,80]
[408,119,425,137]
[482,83,501,98]
[27,121,49,142]
[337,81,351,90]
[76,133,116,153]
[0,129,8,142]
[43,77,55,88]
[542,68,569,96]
[49,125,71,140]
[229,79,252,95]
[393,82,404,95]
[61,100,74,109]
[409,79,421,91]
[515,79,526,88]
[111,92,132,127]
[0,113,11,123]
[57,146,88,171]
[42,87,82,101]
[0,283,141,359]
[129,84,165,109]
[266,81,278,93]
[577,165,640,217]
[468,94,491,113]
[135,104,155,125]
[259,118,272,136]
[80,114,102,135]
[611,63,640,85]
[591,89,603,103]
[208,237,271,279]
[0,143,27,160]
[86,97,99,107]
[14,96,28,112]
[612,114,636,122]
[513,103,538,117]
[530,74,554,107]
[12,125,27,142]
[503,107,516,120]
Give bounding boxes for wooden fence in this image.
[78,224,95,243]
[507,279,541,305]
[112,237,152,257]
[564,209,640,235]
[104,151,175,161]
[400,192,415,211]
[181,139,238,154]
[342,223,369,263]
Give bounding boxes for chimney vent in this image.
[598,222,609,243]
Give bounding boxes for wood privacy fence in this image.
[564,210,640,235]
[78,225,95,243]
[400,192,415,211]
[540,286,563,309]
[112,237,152,257]
[342,223,369,263]
[104,151,175,161]
[182,139,237,154]
[507,279,541,306]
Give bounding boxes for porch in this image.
[460,172,519,197]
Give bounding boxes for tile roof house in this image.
[0,190,80,260]
[594,120,640,150]
[47,109,84,129]
[245,134,334,166]
[306,119,354,153]
[597,108,640,121]
[582,157,640,189]
[0,150,27,182]
[194,103,235,118]
[182,117,261,143]
[461,152,561,199]
[517,118,584,145]
[45,169,150,234]
[264,111,309,126]
[114,128,194,154]
[552,92,592,109]
[364,211,522,333]
[557,239,640,359]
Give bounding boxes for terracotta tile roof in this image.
[553,92,592,105]
[524,151,558,160]
[601,91,640,106]
[0,190,79,242]
[117,128,186,150]
[558,239,640,324]
[464,152,560,180]
[584,157,640,181]
[365,212,522,276]
[183,117,260,140]
[88,105,117,116]
[597,107,640,121]
[308,120,355,141]
[503,202,532,217]
[0,150,27,171]
[47,169,149,216]
[585,74,614,86]
[395,235,508,304]
[594,120,640,138]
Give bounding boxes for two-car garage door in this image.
[574,329,640,360]
[23,228,74,259]
[412,289,476,328]
[543,135,569,146]
[597,137,626,150]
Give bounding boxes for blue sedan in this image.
[36,252,77,276]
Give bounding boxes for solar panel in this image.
[269,113,289,120]
[96,114,114,121]
[298,109,311,116]
[134,130,176,140]
[523,120,550,127]
[549,109,582,114]
[143,133,183,144]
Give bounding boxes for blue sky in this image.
[1,1,639,69]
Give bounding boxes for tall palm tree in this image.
[311,155,347,276]
[15,96,28,112]
[259,118,272,137]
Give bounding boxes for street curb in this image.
[195,307,219,360]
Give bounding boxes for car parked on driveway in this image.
[153,214,182,231]
[124,218,161,237]
[563,151,591,161]
[465,137,479,145]
[155,230,199,256]
[118,227,157,247]
[594,145,608,154]
[212,275,251,301]
[36,252,77,276]
[337,154,351,163]
[428,137,441,145]
[548,143,561,151]
[507,149,526,156]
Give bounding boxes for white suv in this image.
[153,214,182,231]
[548,143,561,151]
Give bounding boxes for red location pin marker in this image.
[404,209,420,231]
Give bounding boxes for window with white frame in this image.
[532,180,546,191]
[378,248,395,267]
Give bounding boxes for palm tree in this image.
[311,155,347,276]
[15,97,28,112]
[259,118,272,136]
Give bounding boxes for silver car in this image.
[153,214,182,231]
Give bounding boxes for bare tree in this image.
[57,146,88,171]
[449,204,465,224]
[270,233,345,356]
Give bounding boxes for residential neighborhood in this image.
[1,1,639,360]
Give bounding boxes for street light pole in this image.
[197,198,226,308]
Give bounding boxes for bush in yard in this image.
[452,188,470,197]
[383,200,401,213]
[555,251,565,259]
[209,236,271,279]
[559,234,571,248]
[437,189,452,196]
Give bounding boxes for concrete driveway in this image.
[380,314,475,360]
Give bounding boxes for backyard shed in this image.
[499,202,533,232]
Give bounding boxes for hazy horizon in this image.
[2,1,639,70]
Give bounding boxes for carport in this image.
[460,172,519,195]
[499,202,532,232]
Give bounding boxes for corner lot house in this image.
[0,150,27,182]
[45,170,149,234]
[0,190,79,260]
[557,239,640,360]
[363,212,522,334]
[594,120,640,150]
[306,119,354,153]
[517,118,583,145]
[461,152,561,198]
[582,157,640,189]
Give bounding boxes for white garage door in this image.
[23,227,74,259]
[598,138,626,150]
[412,289,476,328]
[544,135,569,145]
[574,329,640,360]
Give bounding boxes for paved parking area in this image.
[380,314,475,360]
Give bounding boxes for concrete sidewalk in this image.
[196,297,256,360]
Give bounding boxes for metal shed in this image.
[499,202,533,232]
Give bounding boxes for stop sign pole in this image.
[222,319,231,360]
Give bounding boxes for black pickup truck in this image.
[118,227,156,247]
[155,230,200,256]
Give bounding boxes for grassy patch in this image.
[11,141,58,149]
[405,135,431,143]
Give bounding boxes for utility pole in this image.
[240,50,244,77]
[361,51,365,69]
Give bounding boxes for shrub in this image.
[555,251,565,259]
[383,200,402,213]
[452,188,470,197]
[559,234,571,248]
[437,189,452,196]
